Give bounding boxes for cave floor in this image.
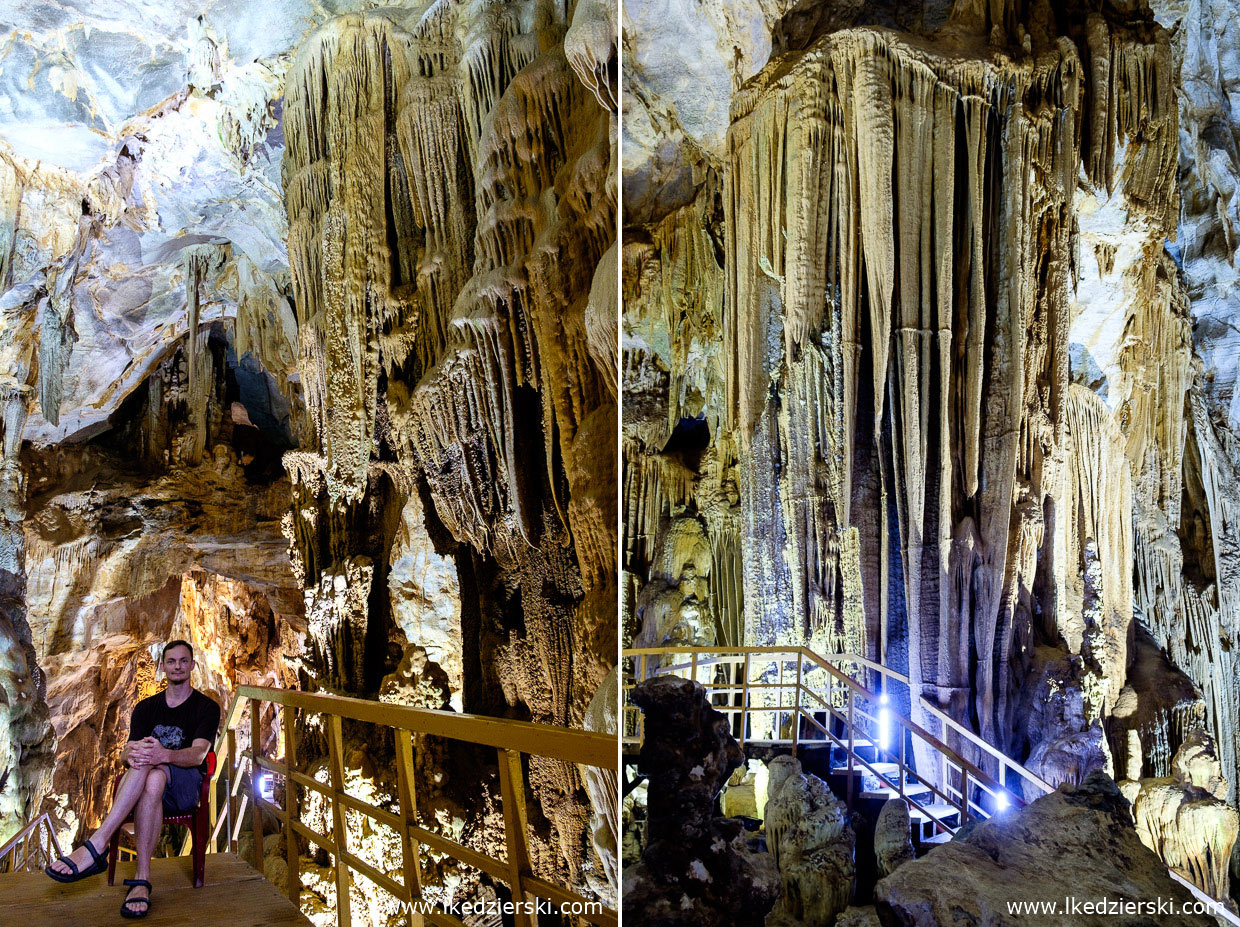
[3,852,311,925]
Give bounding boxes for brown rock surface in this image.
[624,675,779,927]
[874,772,1217,926]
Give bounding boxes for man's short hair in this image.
[162,639,194,661]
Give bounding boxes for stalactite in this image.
[1061,385,1133,713]
[231,254,299,400]
[36,216,92,428]
[182,243,222,458]
[725,30,1082,752]
[284,14,405,502]
[1133,388,1240,806]
[0,154,19,290]
[1081,15,1179,227]
[282,6,615,901]
[304,556,373,693]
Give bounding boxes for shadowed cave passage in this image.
[19,329,306,843]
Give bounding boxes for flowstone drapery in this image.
[623,0,1240,902]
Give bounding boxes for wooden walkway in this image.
[0,853,312,926]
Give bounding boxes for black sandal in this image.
[44,838,107,883]
[120,879,152,919]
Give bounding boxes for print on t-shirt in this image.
[152,724,185,750]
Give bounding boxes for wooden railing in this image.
[622,645,1240,926]
[0,813,62,874]
[201,685,617,927]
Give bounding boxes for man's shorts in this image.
[163,765,204,815]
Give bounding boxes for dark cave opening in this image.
[661,415,711,472]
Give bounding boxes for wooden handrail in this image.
[247,686,615,768]
[201,685,616,927]
[0,812,61,874]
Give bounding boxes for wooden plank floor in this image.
[0,853,312,926]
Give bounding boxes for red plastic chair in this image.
[107,751,217,888]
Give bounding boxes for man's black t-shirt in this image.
[128,689,221,774]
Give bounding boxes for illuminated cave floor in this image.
[5,853,310,926]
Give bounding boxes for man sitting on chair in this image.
[46,639,221,919]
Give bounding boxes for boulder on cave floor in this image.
[874,771,1220,926]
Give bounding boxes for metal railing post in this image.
[792,651,802,753]
[960,767,970,825]
[846,689,855,810]
[898,729,905,799]
[740,653,751,747]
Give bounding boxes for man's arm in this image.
[128,737,212,769]
[124,702,150,767]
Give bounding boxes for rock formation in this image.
[622,0,1240,905]
[583,665,621,906]
[624,675,780,926]
[875,772,1218,926]
[833,908,880,927]
[0,0,617,919]
[1119,731,1238,900]
[873,799,914,879]
[764,755,855,927]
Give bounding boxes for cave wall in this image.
[0,0,618,912]
[622,0,1240,897]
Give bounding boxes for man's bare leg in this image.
[123,764,167,915]
[48,765,154,876]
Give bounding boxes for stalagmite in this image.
[1120,731,1238,899]
[874,799,914,878]
[764,755,856,926]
